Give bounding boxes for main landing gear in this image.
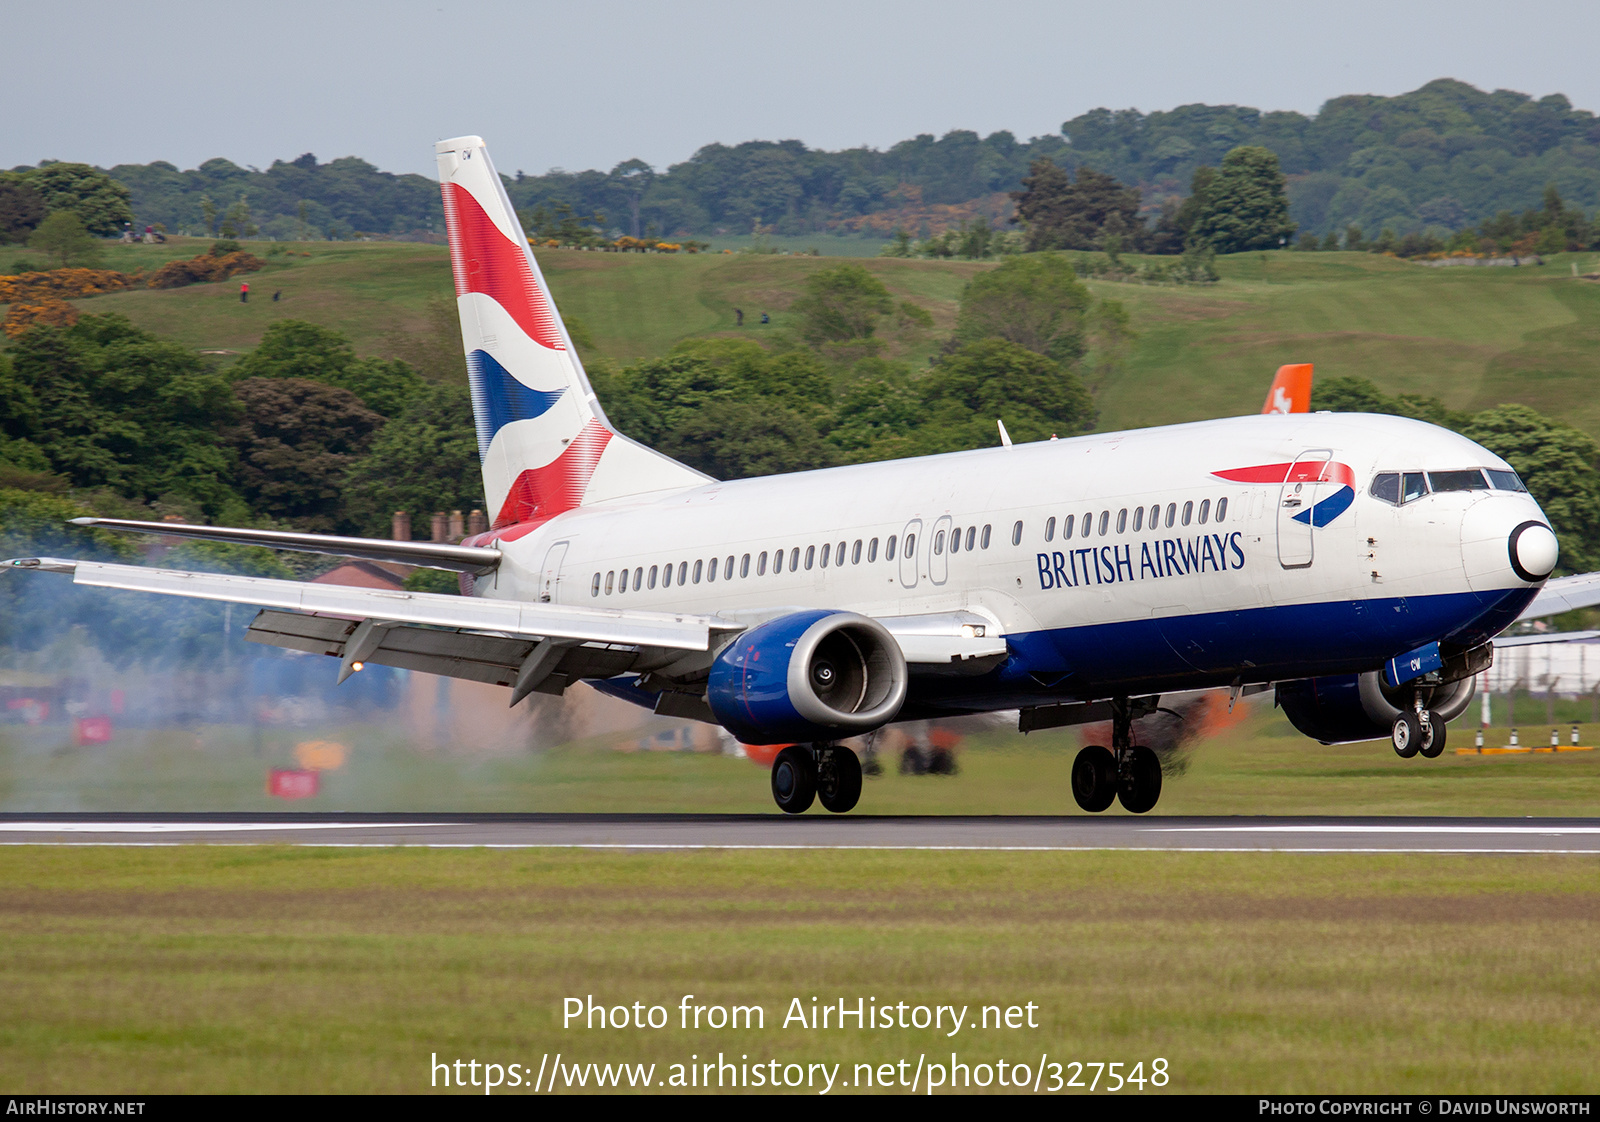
[771,744,862,814]
[1391,692,1446,759]
[1071,698,1163,814]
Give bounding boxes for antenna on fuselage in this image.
[997,419,1013,448]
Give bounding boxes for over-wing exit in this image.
[9,136,1594,817]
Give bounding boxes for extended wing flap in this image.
[5,557,712,651]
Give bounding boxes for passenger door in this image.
[899,519,922,589]
[540,541,569,602]
[1277,450,1331,569]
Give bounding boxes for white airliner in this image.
[8,136,1598,815]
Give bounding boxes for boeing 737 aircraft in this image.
[9,135,1600,815]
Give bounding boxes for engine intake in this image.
[707,610,908,744]
[1277,668,1477,745]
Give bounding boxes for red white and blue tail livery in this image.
[13,135,1599,817]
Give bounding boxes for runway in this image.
[2,813,1599,852]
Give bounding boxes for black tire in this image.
[771,745,816,814]
[1071,745,1118,813]
[1391,712,1421,758]
[1418,714,1446,758]
[817,747,863,813]
[1117,745,1163,814]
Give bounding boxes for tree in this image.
[914,338,1095,454]
[28,211,101,267]
[1011,161,1143,251]
[0,177,46,244]
[608,159,655,238]
[661,400,837,479]
[229,320,425,416]
[953,253,1093,366]
[343,384,482,536]
[223,378,385,531]
[2,315,242,515]
[1191,146,1296,253]
[20,163,133,235]
[789,264,893,347]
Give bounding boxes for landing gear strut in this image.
[1072,698,1163,814]
[771,744,862,814]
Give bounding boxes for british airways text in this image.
[1037,532,1246,590]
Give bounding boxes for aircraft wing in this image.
[67,517,500,573]
[1516,572,1600,620]
[3,557,711,650]
[1493,630,1600,648]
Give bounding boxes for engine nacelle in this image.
[1277,670,1477,745]
[707,610,908,745]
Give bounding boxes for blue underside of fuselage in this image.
[898,584,1539,718]
[589,585,1539,725]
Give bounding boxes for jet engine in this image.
[707,609,908,744]
[1276,666,1479,745]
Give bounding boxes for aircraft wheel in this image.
[771,745,816,814]
[1391,712,1422,758]
[1071,745,1118,813]
[1117,745,1163,814]
[817,747,862,813]
[1418,713,1445,758]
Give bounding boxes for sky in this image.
[5,0,1599,179]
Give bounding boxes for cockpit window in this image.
[1371,473,1400,505]
[1428,469,1489,493]
[1401,472,1428,503]
[1487,469,1528,492]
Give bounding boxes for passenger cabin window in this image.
[678,561,688,585]
[1097,511,1109,536]
[1116,508,1128,533]
[981,525,992,549]
[1198,499,1210,524]
[1402,472,1428,503]
[790,547,800,571]
[591,572,601,597]
[951,527,962,553]
[837,540,846,563]
[804,546,815,570]
[906,533,917,557]
[887,535,897,561]
[1181,501,1193,526]
[852,540,862,564]
[1044,516,1056,542]
[1149,504,1160,528]
[1062,514,1074,539]
[1487,469,1528,492]
[1165,503,1176,528]
[821,542,831,567]
[1215,497,1228,522]
[868,538,878,562]
[1011,521,1023,546]
[757,551,767,575]
[773,549,784,574]
[725,556,734,579]
[693,560,703,584]
[662,563,673,587]
[617,569,627,595]
[965,527,975,551]
[1133,507,1143,532]
[1429,469,1489,493]
[706,556,716,582]
[648,564,658,589]
[1082,512,1092,538]
[933,531,944,555]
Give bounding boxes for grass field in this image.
[4,699,1600,817]
[0,846,1594,1093]
[13,239,1600,440]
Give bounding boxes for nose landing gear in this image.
[1071,698,1164,814]
[770,744,862,814]
[1392,692,1447,759]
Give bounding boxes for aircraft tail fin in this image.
[434,136,708,537]
[1261,363,1313,414]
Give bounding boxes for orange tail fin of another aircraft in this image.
[1262,363,1313,414]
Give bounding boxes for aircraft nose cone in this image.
[1509,521,1558,583]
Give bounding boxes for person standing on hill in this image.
[240,281,249,303]
[735,307,744,326]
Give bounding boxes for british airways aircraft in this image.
[8,136,1597,815]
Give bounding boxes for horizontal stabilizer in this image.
[4,557,713,651]
[69,518,501,573]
